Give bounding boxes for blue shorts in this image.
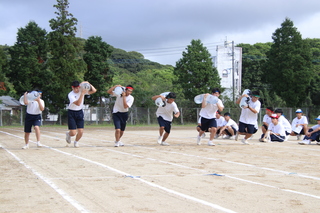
[200,117,217,132]
[239,121,257,134]
[113,112,128,131]
[24,113,41,133]
[158,116,172,133]
[68,110,84,130]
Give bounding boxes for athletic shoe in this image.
[157,135,163,144]
[161,141,170,146]
[248,136,253,140]
[284,135,289,141]
[201,133,206,138]
[66,132,71,144]
[208,141,215,146]
[74,141,79,148]
[197,135,201,145]
[235,132,239,141]
[222,135,230,139]
[114,141,120,147]
[119,141,124,146]
[259,138,265,142]
[229,135,236,140]
[22,144,29,149]
[37,142,42,147]
[297,135,301,140]
[298,140,310,145]
[241,138,249,145]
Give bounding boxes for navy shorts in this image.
[24,113,41,133]
[158,116,172,134]
[113,112,128,131]
[200,117,217,132]
[68,110,84,130]
[239,121,257,134]
[225,127,237,136]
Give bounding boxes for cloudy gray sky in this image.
[1,0,319,65]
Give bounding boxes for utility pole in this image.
[232,41,235,102]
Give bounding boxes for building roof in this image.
[0,96,21,107]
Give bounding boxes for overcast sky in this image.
[1,0,319,65]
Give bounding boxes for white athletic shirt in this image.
[68,91,84,111]
[278,115,292,133]
[112,93,134,113]
[216,116,225,127]
[268,122,286,137]
[199,99,224,119]
[222,118,239,131]
[239,99,261,125]
[311,124,320,131]
[27,99,44,115]
[291,116,308,130]
[263,114,272,126]
[156,101,179,122]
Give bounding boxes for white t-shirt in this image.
[263,114,272,126]
[268,122,286,137]
[216,116,225,127]
[199,99,224,119]
[222,118,239,131]
[291,116,308,131]
[239,99,261,125]
[27,99,45,115]
[112,94,134,113]
[156,101,179,122]
[279,115,292,133]
[311,124,320,131]
[68,91,84,111]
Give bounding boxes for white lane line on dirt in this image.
[0,130,237,213]
[1,145,89,213]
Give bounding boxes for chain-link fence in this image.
[1,105,319,126]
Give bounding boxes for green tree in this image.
[174,39,221,100]
[0,46,15,96]
[47,0,86,113]
[83,36,113,106]
[264,18,313,107]
[7,21,48,97]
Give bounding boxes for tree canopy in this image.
[174,39,221,100]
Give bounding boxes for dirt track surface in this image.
[1,126,320,213]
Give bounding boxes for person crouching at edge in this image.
[152,92,180,146]
[107,85,134,147]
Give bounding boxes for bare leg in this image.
[162,132,169,142]
[75,128,84,141]
[210,127,217,141]
[24,132,30,144]
[34,126,41,142]
[115,129,121,141]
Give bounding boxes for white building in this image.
[213,41,242,101]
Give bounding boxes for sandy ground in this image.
[0,125,320,213]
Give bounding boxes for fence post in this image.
[147,108,150,125]
[180,107,183,125]
[0,107,2,126]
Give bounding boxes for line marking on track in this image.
[2,130,320,200]
[1,145,89,213]
[0,130,237,213]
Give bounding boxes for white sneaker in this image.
[229,135,236,140]
[285,135,289,141]
[157,135,163,144]
[241,138,249,145]
[235,132,239,141]
[119,141,124,146]
[197,135,201,145]
[259,138,265,142]
[297,135,301,140]
[22,144,29,149]
[66,132,71,144]
[114,141,120,147]
[161,141,170,146]
[201,133,206,138]
[222,135,230,139]
[248,136,253,140]
[74,141,79,148]
[298,140,310,145]
[208,141,215,146]
[37,142,42,147]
